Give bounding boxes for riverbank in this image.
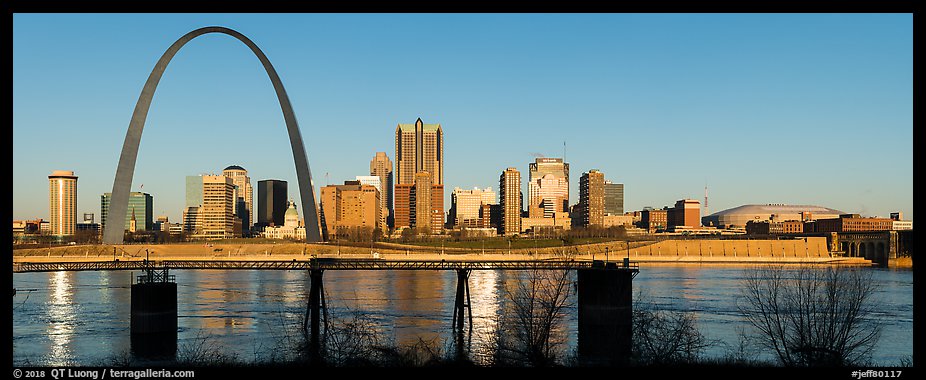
[12,240,873,266]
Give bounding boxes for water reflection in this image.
[467,270,499,356]
[12,266,914,366]
[47,271,75,365]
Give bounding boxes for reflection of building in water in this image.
[656,266,703,305]
[48,271,76,364]
[466,270,500,354]
[187,271,255,330]
[321,271,391,316]
[387,271,446,345]
[278,270,306,304]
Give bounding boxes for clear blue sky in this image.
[13,13,913,224]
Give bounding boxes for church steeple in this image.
[129,206,137,233]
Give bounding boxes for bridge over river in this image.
[12,257,639,365]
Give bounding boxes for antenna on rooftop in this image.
[704,184,709,216]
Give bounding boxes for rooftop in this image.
[707,204,845,217]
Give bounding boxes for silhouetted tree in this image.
[632,294,710,365]
[738,265,882,367]
[495,269,574,367]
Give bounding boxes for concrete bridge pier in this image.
[130,268,177,359]
[303,268,327,362]
[576,261,634,366]
[452,269,473,357]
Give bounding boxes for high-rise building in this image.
[577,169,605,227]
[101,192,153,232]
[394,184,413,230]
[48,170,78,236]
[410,172,445,234]
[394,118,444,233]
[182,206,202,235]
[223,165,253,232]
[320,180,382,240]
[257,179,288,227]
[356,175,387,231]
[499,167,521,236]
[449,187,497,228]
[185,175,203,208]
[201,175,236,239]
[395,118,443,185]
[370,152,394,227]
[603,181,624,216]
[528,158,569,218]
[667,199,701,230]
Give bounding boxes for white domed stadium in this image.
[702,204,845,228]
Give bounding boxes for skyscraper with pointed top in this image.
[394,118,444,234]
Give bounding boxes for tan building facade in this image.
[813,214,894,233]
[320,181,382,239]
[668,199,701,230]
[49,170,78,236]
[521,212,572,233]
[745,220,804,235]
[369,152,394,227]
[603,214,634,228]
[395,118,443,185]
[577,169,605,227]
[528,158,569,217]
[355,175,387,231]
[450,187,496,228]
[222,165,253,231]
[393,118,444,233]
[200,175,237,239]
[499,167,521,235]
[640,208,667,232]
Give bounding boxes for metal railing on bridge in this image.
[13,258,639,274]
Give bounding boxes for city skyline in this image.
[13,14,912,223]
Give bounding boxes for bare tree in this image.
[321,311,385,366]
[632,293,710,366]
[495,269,574,367]
[738,265,882,367]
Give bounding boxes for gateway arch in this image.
[102,26,321,244]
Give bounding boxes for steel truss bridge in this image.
[12,258,639,274]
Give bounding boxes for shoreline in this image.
[12,242,879,267]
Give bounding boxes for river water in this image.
[12,265,912,366]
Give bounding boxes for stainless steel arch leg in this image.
[103,26,320,244]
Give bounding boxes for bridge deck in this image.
[12,259,639,273]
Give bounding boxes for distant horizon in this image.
[13,14,912,223]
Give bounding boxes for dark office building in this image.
[603,181,624,215]
[257,179,288,227]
